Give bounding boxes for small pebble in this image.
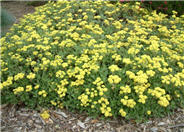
[158,122,166,126]
[14,127,22,132]
[35,119,41,124]
[179,128,184,132]
[146,121,153,124]
[19,113,30,117]
[77,120,85,129]
[34,124,42,129]
[55,124,60,129]
[150,127,158,132]
[96,123,102,127]
[54,111,68,118]
[84,117,91,122]
[28,120,33,125]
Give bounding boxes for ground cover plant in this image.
[1,1,184,121]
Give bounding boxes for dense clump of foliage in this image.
[142,1,184,16]
[119,1,184,16]
[1,1,184,121]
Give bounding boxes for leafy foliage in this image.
[142,1,184,16]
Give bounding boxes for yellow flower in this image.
[112,21,122,29]
[108,75,121,84]
[120,85,131,94]
[78,94,89,107]
[91,105,95,109]
[62,63,68,68]
[109,65,120,72]
[14,73,25,81]
[31,61,36,66]
[26,85,32,92]
[33,67,39,72]
[50,101,57,106]
[147,110,151,115]
[27,72,36,79]
[104,19,109,25]
[121,98,136,108]
[33,51,38,55]
[40,110,50,119]
[58,103,64,109]
[43,93,47,97]
[138,94,147,104]
[119,109,126,117]
[146,70,155,77]
[56,70,66,78]
[104,111,110,117]
[123,58,132,65]
[38,90,47,97]
[34,85,40,89]
[13,87,24,94]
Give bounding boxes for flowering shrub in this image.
[143,1,184,16]
[1,1,184,121]
[119,1,184,16]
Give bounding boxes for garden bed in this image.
[1,1,184,132]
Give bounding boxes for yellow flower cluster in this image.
[148,87,171,107]
[134,71,148,84]
[108,75,121,84]
[121,96,136,108]
[57,79,68,98]
[93,77,108,96]
[128,47,140,55]
[26,85,32,92]
[147,110,151,115]
[1,76,13,89]
[50,100,57,106]
[38,90,47,97]
[161,70,184,87]
[146,70,155,77]
[98,97,112,117]
[13,87,24,94]
[27,72,36,80]
[113,21,122,29]
[112,54,122,62]
[109,65,120,72]
[123,58,132,65]
[40,110,50,119]
[78,93,90,107]
[174,91,181,98]
[34,85,40,89]
[158,96,170,107]
[138,94,148,104]
[67,67,86,86]
[78,77,108,107]
[56,70,66,78]
[14,73,25,81]
[119,109,126,117]
[119,85,131,94]
[134,83,150,95]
